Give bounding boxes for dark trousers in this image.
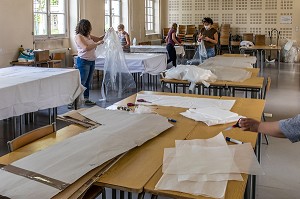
[166,43,177,67]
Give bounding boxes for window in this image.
[105,0,121,30]
[33,0,67,38]
[145,0,155,33]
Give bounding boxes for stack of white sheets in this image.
[155,133,264,198]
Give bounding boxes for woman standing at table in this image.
[74,19,104,107]
[165,23,182,67]
[117,24,131,53]
[198,17,218,59]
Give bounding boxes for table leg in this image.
[112,189,117,199]
[120,190,124,199]
[137,192,145,199]
[102,188,106,199]
[151,194,158,199]
[128,192,132,199]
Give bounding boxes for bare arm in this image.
[239,118,286,138]
[125,33,131,47]
[90,34,105,42]
[75,34,103,52]
[171,33,182,45]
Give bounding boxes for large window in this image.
[145,0,155,33]
[105,0,121,31]
[33,0,67,38]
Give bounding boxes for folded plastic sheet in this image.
[186,41,207,65]
[135,93,235,110]
[180,107,243,126]
[200,66,252,82]
[164,65,217,90]
[200,56,255,68]
[98,28,136,100]
[0,107,173,198]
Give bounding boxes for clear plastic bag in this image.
[98,28,136,101]
[281,39,298,63]
[187,41,207,65]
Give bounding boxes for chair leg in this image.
[264,134,269,145]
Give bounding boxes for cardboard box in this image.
[34,50,50,62]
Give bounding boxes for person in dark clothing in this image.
[165,23,182,67]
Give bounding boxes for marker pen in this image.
[226,137,244,144]
[168,118,177,123]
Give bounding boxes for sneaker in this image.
[84,99,96,106]
[67,103,74,109]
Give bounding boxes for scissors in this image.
[224,118,241,131]
[137,99,151,103]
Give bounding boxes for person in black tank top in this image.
[197,17,218,59]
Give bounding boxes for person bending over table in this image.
[73,19,104,108]
[197,17,218,60]
[165,23,182,67]
[239,114,300,143]
[117,24,131,53]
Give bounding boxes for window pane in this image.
[112,16,120,30]
[50,0,65,13]
[34,13,47,35]
[34,0,47,12]
[111,0,120,16]
[105,16,111,30]
[148,16,153,22]
[148,8,152,15]
[105,0,110,15]
[50,14,65,35]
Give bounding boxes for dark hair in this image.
[75,19,92,37]
[202,17,213,25]
[171,23,178,30]
[118,24,125,30]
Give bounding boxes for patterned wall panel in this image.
[266,0,278,9]
[167,0,295,39]
[280,28,293,38]
[195,0,205,10]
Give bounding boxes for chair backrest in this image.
[186,25,196,35]
[212,23,219,30]
[243,33,254,42]
[178,25,187,35]
[198,24,204,32]
[262,77,271,100]
[162,28,169,38]
[138,41,151,45]
[7,123,56,152]
[255,34,266,45]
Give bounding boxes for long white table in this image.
[94,53,167,75]
[0,66,84,120]
[130,45,185,56]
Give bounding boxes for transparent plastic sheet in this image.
[281,39,298,63]
[180,107,243,126]
[135,93,236,110]
[200,66,252,82]
[200,56,255,68]
[164,65,217,90]
[98,28,136,101]
[186,41,207,65]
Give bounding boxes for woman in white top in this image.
[74,19,104,106]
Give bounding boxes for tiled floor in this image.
[0,61,299,198]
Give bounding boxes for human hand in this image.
[239,118,260,132]
[97,40,104,45]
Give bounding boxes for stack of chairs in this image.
[177,25,187,41]
[185,25,197,42]
[218,24,231,54]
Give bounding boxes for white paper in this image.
[136,93,235,110]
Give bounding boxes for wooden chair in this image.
[262,77,272,145]
[212,22,219,31]
[185,25,196,42]
[138,41,151,45]
[162,28,169,41]
[7,123,56,152]
[177,25,187,41]
[255,34,266,45]
[243,33,254,42]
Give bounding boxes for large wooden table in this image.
[0,91,265,199]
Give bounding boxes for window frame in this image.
[105,0,122,31]
[33,0,68,40]
[145,0,155,34]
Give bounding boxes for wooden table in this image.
[239,45,281,69]
[0,91,265,199]
[161,68,263,98]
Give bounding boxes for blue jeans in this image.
[202,47,216,62]
[77,57,95,99]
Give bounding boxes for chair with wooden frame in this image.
[177,25,187,41]
[185,25,197,42]
[262,77,272,145]
[243,33,254,43]
[138,41,151,45]
[162,28,169,42]
[7,123,56,152]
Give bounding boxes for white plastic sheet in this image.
[200,56,256,68]
[136,93,235,110]
[165,65,217,90]
[180,107,243,126]
[200,66,252,82]
[98,28,136,100]
[186,41,207,65]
